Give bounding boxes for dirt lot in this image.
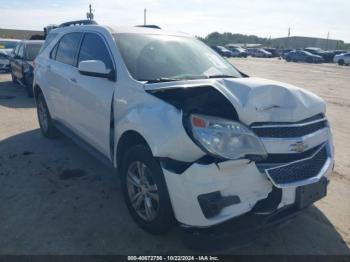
[0,58,349,254]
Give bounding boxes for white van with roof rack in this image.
[33,22,334,250]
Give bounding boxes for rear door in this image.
[345,53,350,63]
[9,44,20,72]
[12,43,24,79]
[46,32,83,124]
[296,51,304,61]
[66,32,116,157]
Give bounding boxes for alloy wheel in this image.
[126,161,160,221]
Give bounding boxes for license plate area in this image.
[296,177,327,209]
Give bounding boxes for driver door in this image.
[66,32,116,158]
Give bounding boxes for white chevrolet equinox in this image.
[34,23,334,249]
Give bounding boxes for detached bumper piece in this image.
[198,192,241,218]
[265,143,331,187]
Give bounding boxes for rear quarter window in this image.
[39,33,58,53]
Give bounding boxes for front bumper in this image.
[163,135,334,228]
[181,177,329,251]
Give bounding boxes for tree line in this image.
[198,32,350,50]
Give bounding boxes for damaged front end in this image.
[144,77,333,231]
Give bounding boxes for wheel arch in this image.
[33,84,42,101]
[116,130,150,171]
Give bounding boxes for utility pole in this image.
[144,8,147,25]
[326,32,330,50]
[287,27,291,48]
[87,4,94,20]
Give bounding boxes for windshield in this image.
[0,41,18,49]
[303,51,314,56]
[114,34,242,81]
[25,44,43,61]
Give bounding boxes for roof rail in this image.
[135,25,161,29]
[44,20,98,38]
[59,20,97,27]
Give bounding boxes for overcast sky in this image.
[1,0,349,42]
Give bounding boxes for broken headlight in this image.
[189,114,267,160]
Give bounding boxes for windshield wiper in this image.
[143,74,237,83]
[208,74,238,79]
[142,78,180,83]
[144,75,208,83]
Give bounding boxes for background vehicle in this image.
[247,48,272,58]
[304,47,334,63]
[333,52,350,65]
[0,39,20,71]
[211,45,233,57]
[280,49,293,59]
[263,47,279,57]
[284,50,323,63]
[226,46,248,57]
[34,23,334,250]
[332,50,348,56]
[10,40,44,97]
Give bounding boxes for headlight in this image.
[189,114,267,160]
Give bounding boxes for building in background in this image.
[272,36,343,50]
[0,28,44,40]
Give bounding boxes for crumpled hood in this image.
[214,77,325,124]
[145,77,326,125]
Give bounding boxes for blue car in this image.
[9,40,44,97]
[211,46,233,58]
[285,50,323,63]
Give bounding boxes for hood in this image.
[0,49,12,57]
[145,77,326,125]
[335,53,346,58]
[0,49,12,56]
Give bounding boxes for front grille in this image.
[266,145,328,185]
[251,114,328,138]
[258,144,323,164]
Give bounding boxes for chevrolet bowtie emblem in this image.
[289,141,309,153]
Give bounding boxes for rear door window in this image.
[13,44,20,55]
[25,44,43,61]
[18,44,24,59]
[40,33,58,53]
[77,33,113,70]
[55,32,83,66]
[50,43,59,59]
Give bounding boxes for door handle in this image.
[70,78,77,83]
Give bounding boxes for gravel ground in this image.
[0,58,349,254]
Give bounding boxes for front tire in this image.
[11,72,17,83]
[36,92,58,138]
[121,144,174,234]
[338,59,345,66]
[24,76,34,97]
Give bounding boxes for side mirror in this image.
[78,60,115,80]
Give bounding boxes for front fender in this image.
[115,99,205,164]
